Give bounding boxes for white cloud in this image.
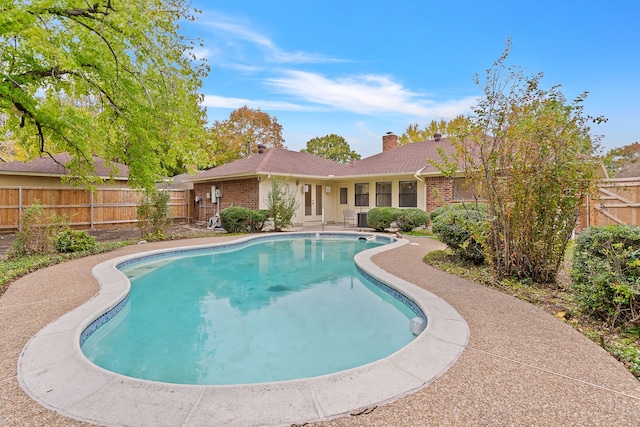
[202,95,311,111]
[190,46,212,61]
[266,70,477,117]
[199,16,345,64]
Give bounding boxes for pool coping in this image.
[17,232,469,427]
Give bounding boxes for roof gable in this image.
[190,148,344,181]
[338,138,457,176]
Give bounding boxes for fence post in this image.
[90,190,94,230]
[18,186,23,232]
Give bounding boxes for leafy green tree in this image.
[205,106,284,166]
[602,142,640,177]
[265,176,298,231]
[0,1,208,189]
[435,43,604,283]
[301,134,360,163]
[399,116,469,145]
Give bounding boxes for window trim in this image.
[355,182,369,207]
[399,180,418,207]
[375,181,392,207]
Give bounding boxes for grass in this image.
[423,248,640,380]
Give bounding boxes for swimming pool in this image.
[81,235,422,384]
[18,232,469,427]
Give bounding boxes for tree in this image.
[435,43,604,283]
[602,142,640,177]
[399,116,468,145]
[300,134,360,163]
[0,1,208,189]
[265,176,298,231]
[206,106,284,165]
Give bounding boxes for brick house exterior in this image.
[193,178,259,222]
[425,176,455,212]
[185,134,467,226]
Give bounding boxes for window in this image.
[453,177,477,200]
[399,180,417,207]
[355,183,369,207]
[376,181,392,207]
[339,187,348,204]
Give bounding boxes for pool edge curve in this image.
[18,232,469,427]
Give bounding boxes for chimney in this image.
[434,133,442,142]
[257,144,266,154]
[382,132,398,152]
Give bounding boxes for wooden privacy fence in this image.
[0,187,191,231]
[583,178,640,228]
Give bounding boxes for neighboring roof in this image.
[187,148,345,182]
[187,137,458,182]
[615,162,640,178]
[0,153,128,180]
[157,173,194,190]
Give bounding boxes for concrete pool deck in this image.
[2,229,640,426]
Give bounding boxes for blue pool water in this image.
[81,236,421,385]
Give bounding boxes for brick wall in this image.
[193,178,259,221]
[425,176,454,211]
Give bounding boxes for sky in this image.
[187,0,639,159]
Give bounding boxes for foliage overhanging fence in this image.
[0,187,190,231]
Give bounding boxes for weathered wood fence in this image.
[0,187,191,231]
[583,178,640,228]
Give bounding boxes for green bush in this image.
[395,208,430,232]
[247,209,268,232]
[572,225,640,327]
[9,200,68,258]
[430,202,487,222]
[366,207,401,232]
[137,190,171,240]
[431,204,487,264]
[55,229,97,253]
[265,176,298,231]
[220,206,267,233]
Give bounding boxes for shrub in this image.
[9,200,67,258]
[572,225,640,327]
[247,209,268,233]
[220,206,267,233]
[431,204,488,264]
[366,207,401,232]
[137,190,171,240]
[55,229,97,253]
[430,202,487,222]
[395,208,430,232]
[265,176,298,231]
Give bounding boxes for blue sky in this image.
[188,0,639,158]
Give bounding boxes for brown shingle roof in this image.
[616,162,640,178]
[188,138,459,182]
[337,138,458,177]
[189,148,345,182]
[0,153,128,179]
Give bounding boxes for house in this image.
[186,133,472,227]
[0,152,129,187]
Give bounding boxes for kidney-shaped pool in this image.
[81,234,423,384]
[19,232,469,427]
